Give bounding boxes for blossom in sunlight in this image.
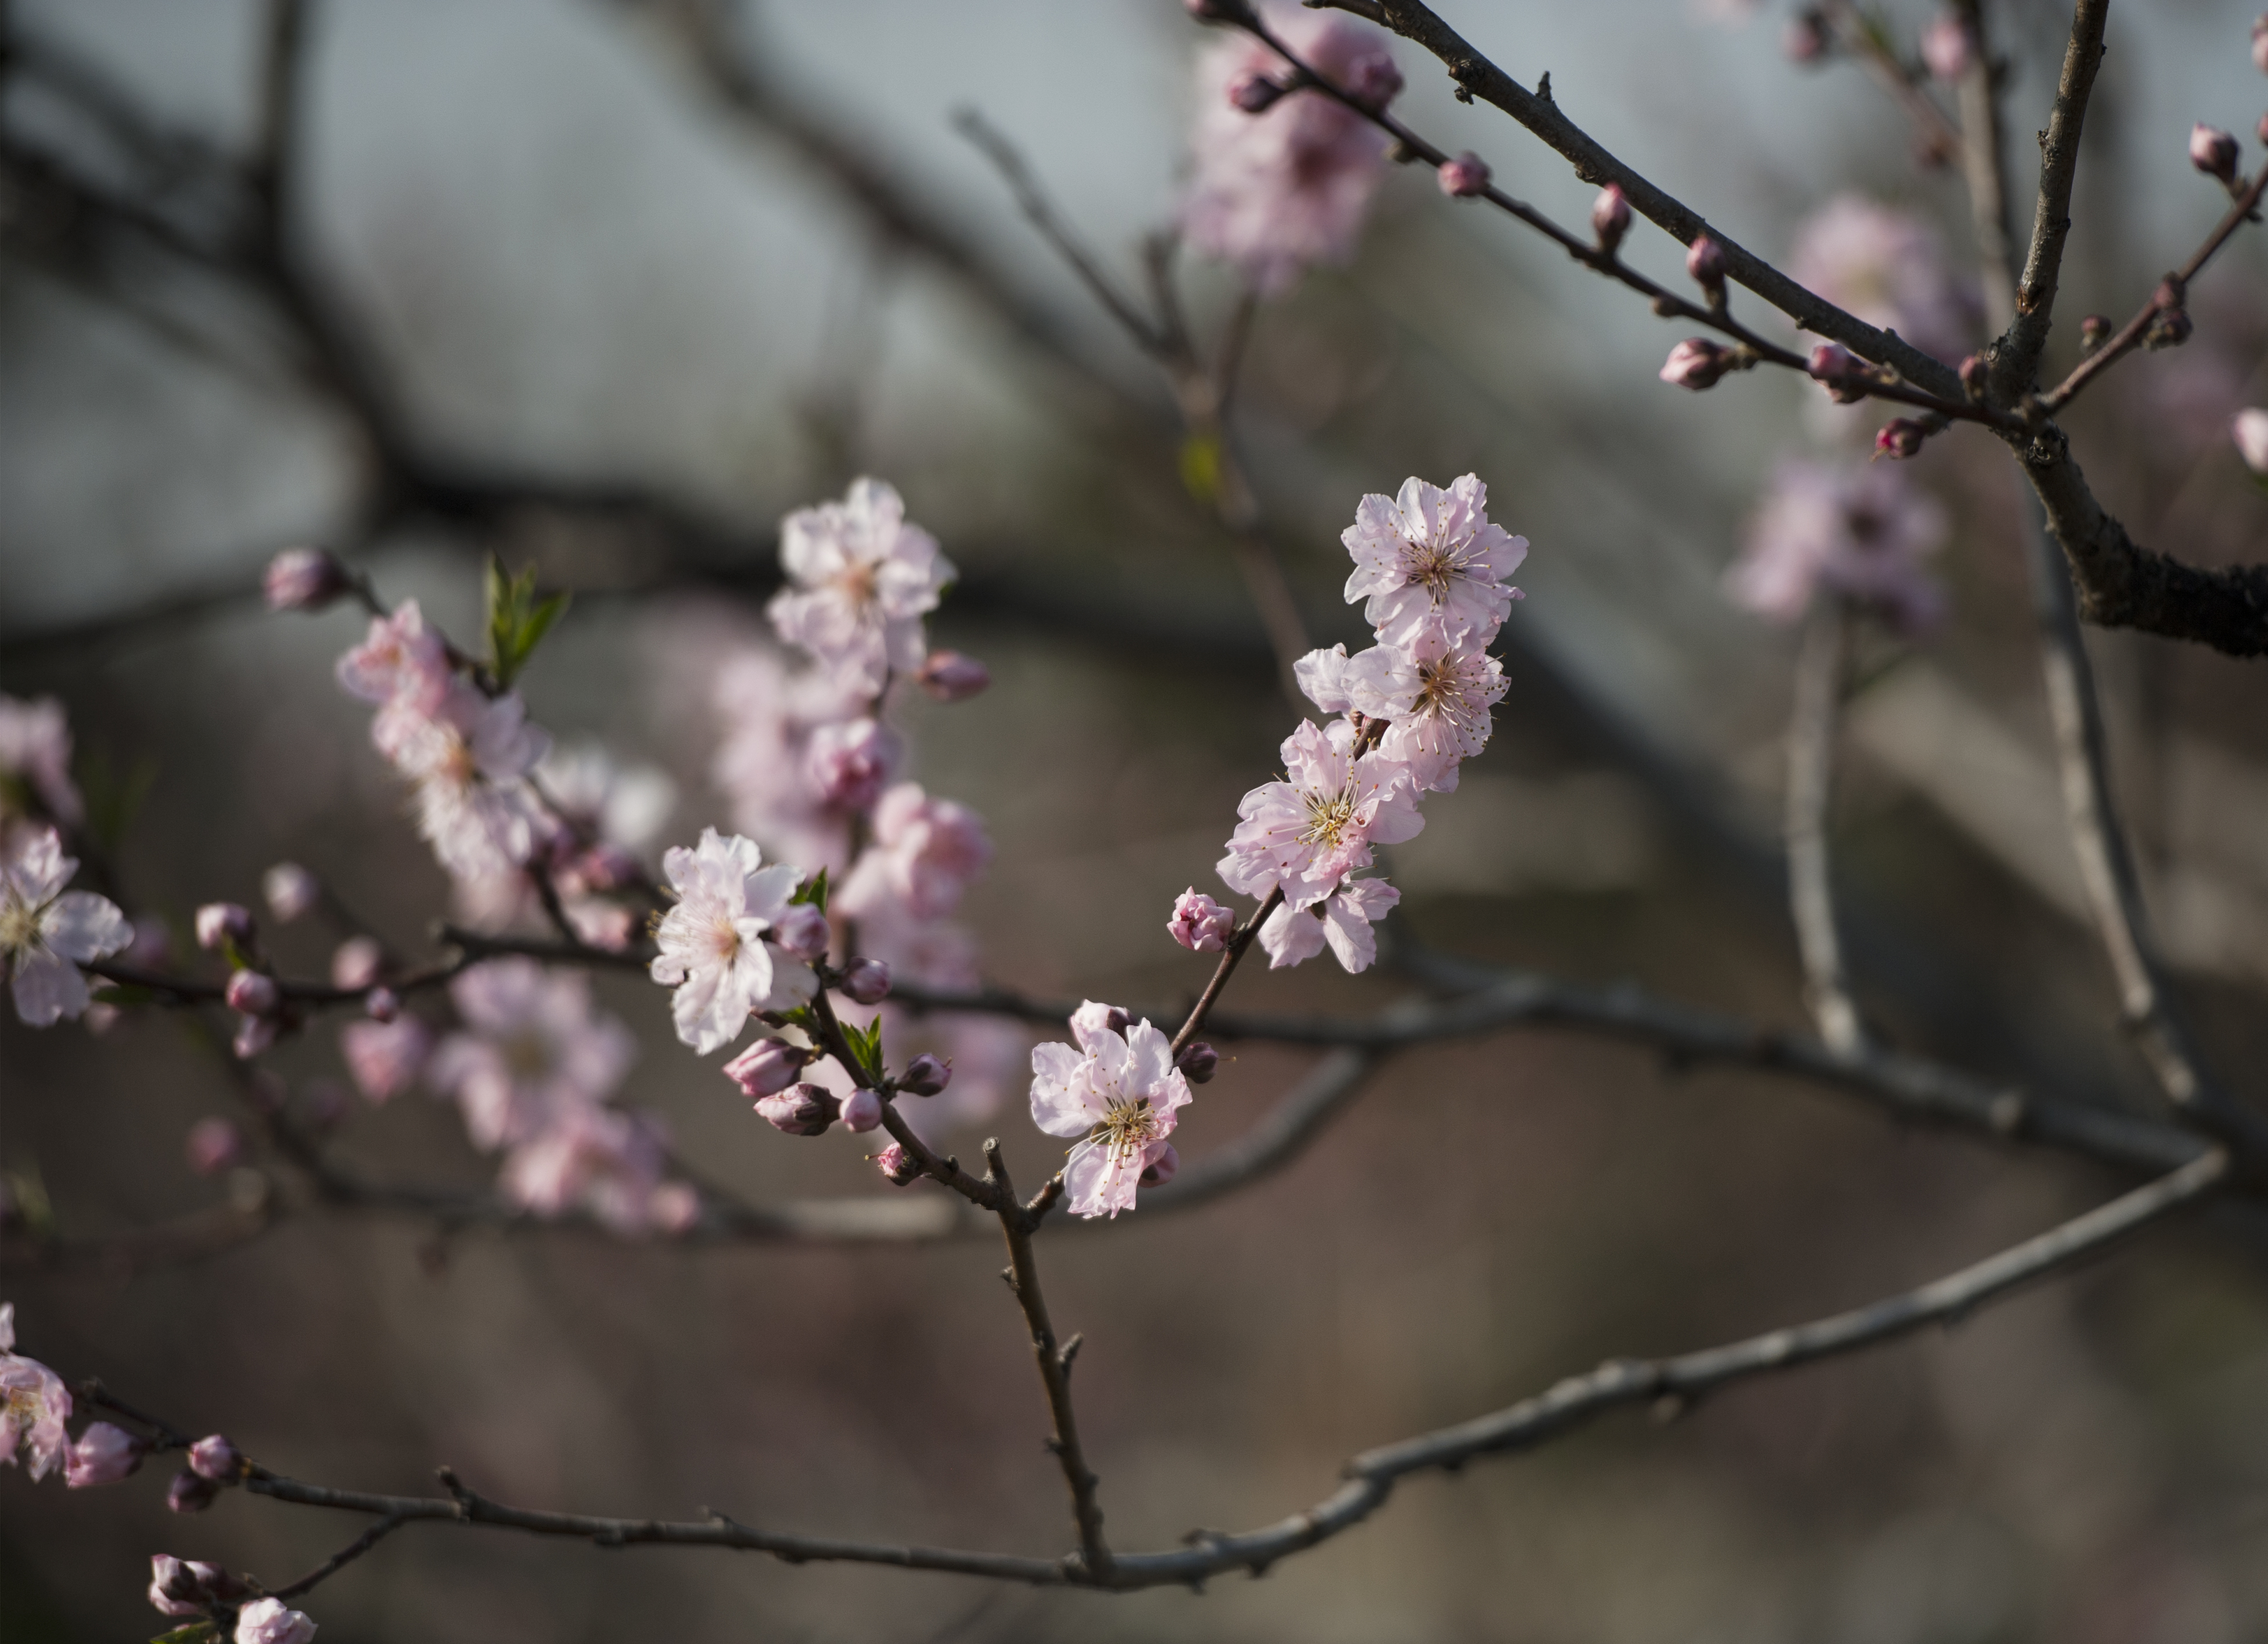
[768,478,955,694]
[381,679,553,884]
[234,1597,318,1644]
[1218,719,1424,908]
[1183,3,1399,295]
[335,600,449,709]
[1029,1013,1192,1218]
[650,828,815,1054]
[1341,474,1528,646]
[1728,457,1948,632]
[2,825,132,1026]
[427,960,635,1151]
[836,782,994,923]
[0,694,82,829]
[1,1303,73,1480]
[1343,619,1508,792]
[1788,196,1975,365]
[1256,875,1400,972]
[1293,643,1355,714]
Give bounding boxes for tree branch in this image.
[1785,601,1865,1057]
[1999,0,2107,387]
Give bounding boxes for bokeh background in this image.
[7,1,2268,1639]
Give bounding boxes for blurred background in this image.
[6,0,2268,1638]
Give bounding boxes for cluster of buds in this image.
[150,1552,316,1642]
[2143,278,2193,350]
[198,903,296,1058]
[165,1433,244,1515]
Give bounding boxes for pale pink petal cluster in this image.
[712,646,877,877]
[768,478,955,695]
[341,1016,431,1103]
[650,828,816,1054]
[1343,618,1508,793]
[1728,457,1948,632]
[1787,195,1977,366]
[0,694,83,830]
[1341,474,1529,645]
[235,1597,319,1644]
[427,960,635,1149]
[497,1102,677,1235]
[1183,3,1399,295]
[0,1303,73,1480]
[1218,718,1425,908]
[836,783,992,922]
[1258,877,1401,972]
[1029,1008,1191,1218]
[2,825,132,1026]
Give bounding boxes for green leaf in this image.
[485,555,573,688]
[789,866,829,913]
[150,1623,218,1644]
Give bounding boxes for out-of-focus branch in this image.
[1949,0,2016,329]
[1785,602,1865,1058]
[1999,0,2106,387]
[1818,0,1961,167]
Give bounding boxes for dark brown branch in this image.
[1999,0,2107,386]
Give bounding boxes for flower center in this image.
[1087,1095,1160,1164]
[1403,538,1467,601]
[1299,783,1361,848]
[1413,658,1484,737]
[833,561,880,612]
[707,915,743,965]
[0,894,42,958]
[502,1030,554,1081]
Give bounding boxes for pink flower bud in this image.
[236,1597,319,1644]
[1659,338,1735,390]
[1808,342,1870,403]
[1874,418,1928,460]
[2233,407,2268,472]
[65,1421,143,1487]
[840,1087,884,1133]
[2191,122,2240,183]
[196,903,255,951]
[1685,235,1727,302]
[1436,151,1490,197]
[1920,14,1970,81]
[188,1433,243,1481]
[1346,52,1403,109]
[648,1181,702,1235]
[225,969,280,1016]
[723,1037,805,1099]
[260,862,319,924]
[1139,1143,1180,1188]
[1226,68,1287,113]
[1175,1041,1219,1084]
[806,718,901,812]
[771,902,831,964]
[233,1014,279,1059]
[150,1555,210,1617]
[756,1083,839,1136]
[262,547,351,612]
[898,1052,952,1097]
[185,1117,244,1177]
[1590,183,1631,254]
[840,957,891,1005]
[1169,888,1236,953]
[364,986,401,1023]
[1960,352,1991,395]
[168,1469,219,1513]
[874,1142,922,1186]
[915,650,991,702]
[1783,7,1829,62]
[2254,16,2268,75]
[330,936,383,990]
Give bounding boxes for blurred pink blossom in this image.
[1728,457,1949,632]
[428,960,634,1150]
[837,783,993,923]
[340,1015,432,1105]
[768,478,954,694]
[1789,195,1976,364]
[2,825,132,1027]
[64,1421,142,1487]
[0,1303,73,1480]
[0,694,82,827]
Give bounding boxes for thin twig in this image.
[1172,888,1284,1058]
[266,1512,411,1600]
[1785,601,1865,1058]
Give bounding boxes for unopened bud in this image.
[150,1555,208,1617]
[1168,888,1236,953]
[1807,342,1870,403]
[2074,315,2111,355]
[225,969,279,1016]
[1139,1143,1180,1188]
[2191,122,2241,184]
[2254,16,2268,76]
[1959,352,1991,397]
[1685,235,1728,305]
[1874,418,1928,460]
[187,1433,243,1481]
[168,1470,219,1514]
[364,986,400,1023]
[916,649,992,702]
[1590,183,1631,254]
[898,1052,952,1097]
[263,547,351,612]
[1176,1041,1220,1084]
[1226,68,1287,114]
[840,957,891,1005]
[1346,52,1403,109]
[1659,337,1735,390]
[840,1087,885,1133]
[195,903,255,952]
[2231,406,2268,472]
[772,902,830,964]
[755,1083,839,1136]
[874,1142,922,1186]
[185,1117,244,1177]
[1920,14,1971,82]
[723,1037,805,1101]
[1783,7,1829,63]
[1436,151,1490,197]
[2144,302,2193,351]
[261,862,319,924]
[64,1421,143,1487]
[331,935,383,990]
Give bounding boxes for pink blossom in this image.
[723,1037,805,1099]
[335,600,449,708]
[235,1596,319,1644]
[1182,3,1398,295]
[340,1016,432,1104]
[649,1181,702,1235]
[898,1052,951,1096]
[1920,13,1971,81]
[1728,457,1948,631]
[428,960,635,1150]
[1340,474,1528,646]
[1169,888,1237,953]
[1028,1015,1192,1218]
[1069,998,1132,1052]
[185,1117,245,1176]
[188,1434,241,1481]
[2,825,132,1026]
[225,969,279,1017]
[64,1420,142,1487]
[757,1083,839,1135]
[1257,875,1402,972]
[1218,719,1424,908]
[331,936,383,990]
[650,828,816,1054]
[840,957,892,1005]
[1789,196,1976,365]
[0,694,82,826]
[768,479,955,693]
[1294,643,1355,713]
[873,1142,920,1185]
[498,1103,669,1234]
[2233,406,2268,471]
[840,1087,884,1133]
[150,1555,216,1617]
[263,547,349,611]
[711,647,872,874]
[196,903,255,951]
[836,783,992,922]
[2190,122,2240,183]
[262,863,320,923]
[378,678,552,882]
[535,744,676,857]
[1342,619,1508,792]
[771,902,831,963]
[915,650,991,702]
[0,1303,73,1480]
[806,718,903,812]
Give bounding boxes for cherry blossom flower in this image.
[1169,888,1237,953]
[1728,457,1948,632]
[1293,643,1355,714]
[335,600,449,710]
[768,478,955,693]
[64,1420,143,1487]
[806,718,903,812]
[427,960,635,1150]
[1341,474,1529,646]
[1257,876,1401,972]
[497,1103,673,1234]
[341,1015,431,1104]
[1788,196,1976,366]
[536,743,677,858]
[0,694,82,829]
[1029,1014,1192,1218]
[2,825,131,1026]
[1183,3,1399,295]
[1343,619,1508,792]
[1218,719,1424,908]
[651,828,816,1054]
[0,1303,73,1480]
[380,678,553,884]
[235,1596,319,1644]
[836,783,993,922]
